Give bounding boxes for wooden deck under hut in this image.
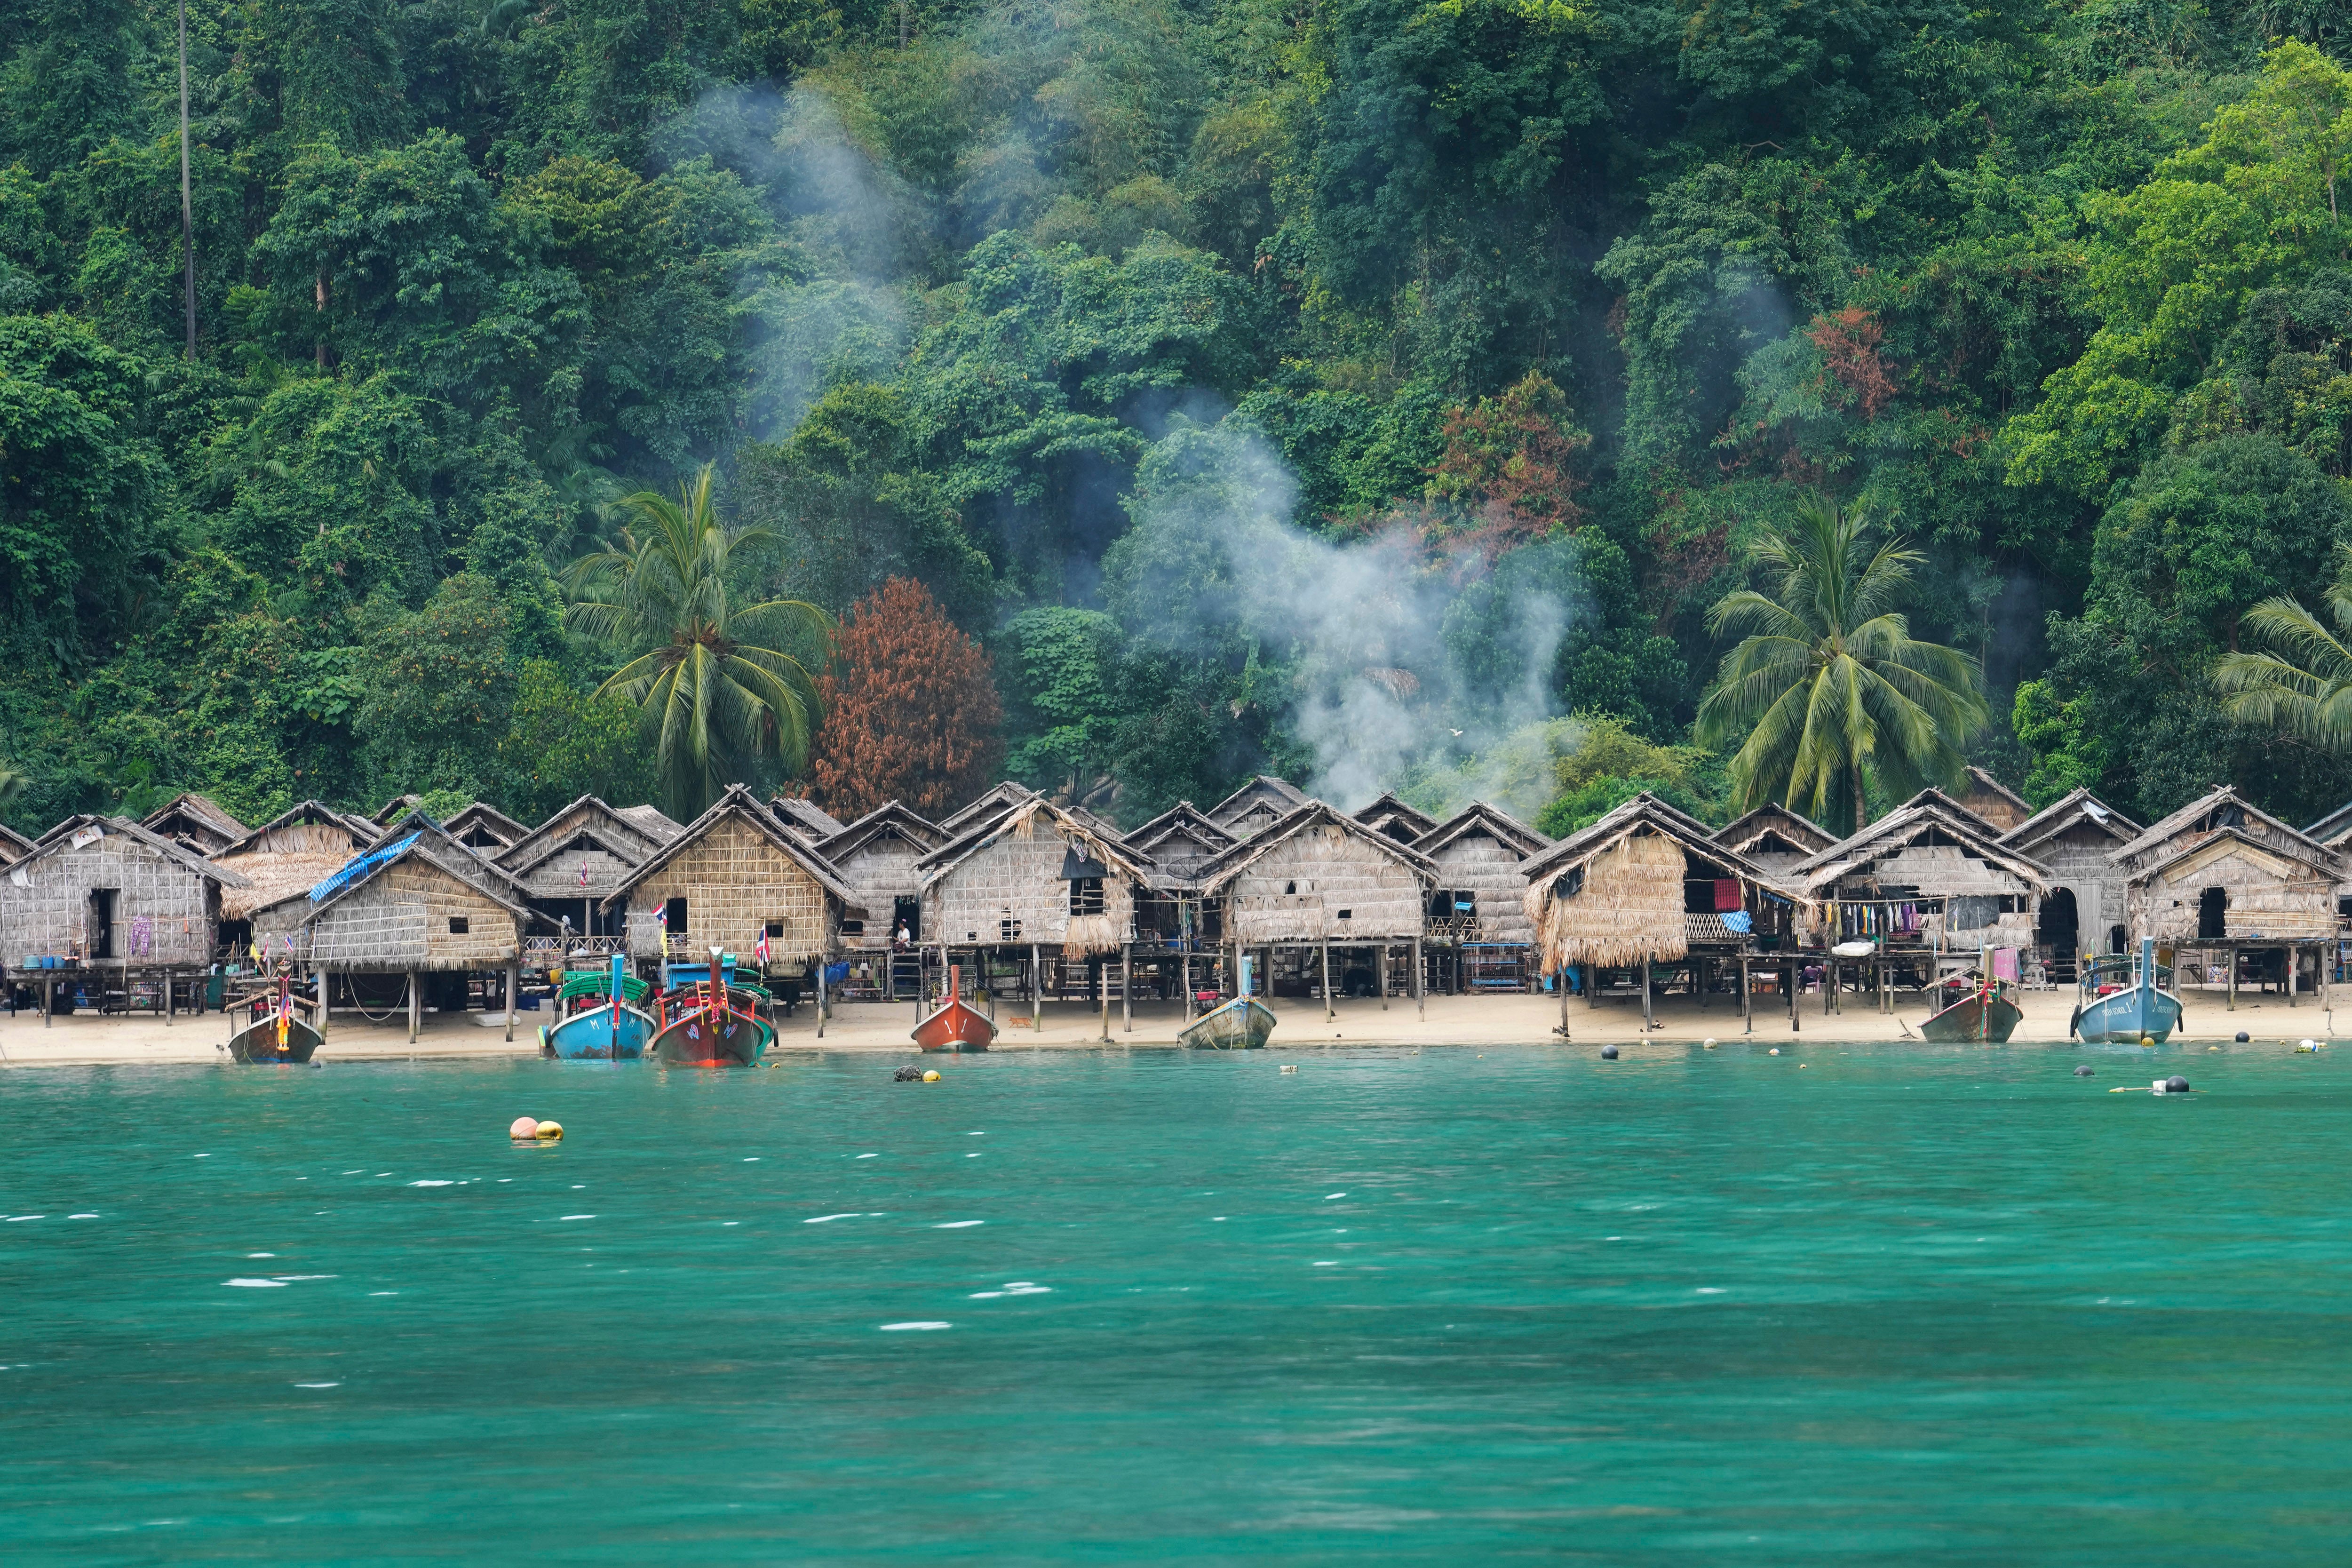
[495,796,677,948]
[1123,801,1236,882]
[1354,792,1440,846]
[1413,802,1550,992]
[444,801,530,852]
[1997,790,2142,977]
[1710,804,1837,880]
[1789,793,2051,960]
[1205,775,1310,840]
[603,785,864,979]
[0,816,250,1023]
[210,801,379,951]
[815,801,947,966]
[769,794,847,845]
[142,793,250,856]
[935,782,1039,840]
[1194,800,1436,1018]
[1521,794,1804,1034]
[2116,787,2343,1006]
[1955,766,2034,834]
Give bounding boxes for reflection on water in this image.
[2,1043,2350,1562]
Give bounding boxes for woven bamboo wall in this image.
[620,817,834,960]
[2026,821,2130,948]
[516,848,639,901]
[926,828,1135,952]
[1429,832,1535,943]
[837,837,926,948]
[2131,839,2335,943]
[1222,825,1423,942]
[0,834,216,965]
[310,860,520,970]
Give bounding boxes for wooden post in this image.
[1033,943,1044,1034]
[2290,944,2300,1007]
[817,957,827,1038]
[1557,963,1570,1040]
[407,971,419,1043]
[1413,935,1424,1019]
[1098,955,1110,1043]
[1641,950,1653,1032]
[1182,952,1193,1023]
[1122,942,1132,1033]
[317,966,329,1043]
[1789,960,1799,1033]
[1741,955,1751,1034]
[1320,937,1333,1021]
[43,976,52,1027]
[1379,944,1390,1011]
[503,963,515,1043]
[166,968,175,1025]
[2229,947,2237,1011]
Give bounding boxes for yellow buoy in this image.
[534,1120,563,1140]
[922,1069,940,1082]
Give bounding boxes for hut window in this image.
[448,916,469,934]
[999,917,1022,940]
[1285,880,1297,895]
[664,896,687,932]
[1070,877,1104,916]
[840,919,864,937]
[1336,908,1352,921]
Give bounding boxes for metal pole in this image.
[178,0,195,359]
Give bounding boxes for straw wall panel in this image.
[1529,832,1687,969]
[310,860,518,970]
[0,836,216,966]
[2130,839,2335,943]
[622,817,834,961]
[1222,826,1422,943]
[926,829,1136,953]
[1429,832,1534,943]
[837,837,927,949]
[516,849,639,901]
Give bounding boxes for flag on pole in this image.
[755,928,771,965]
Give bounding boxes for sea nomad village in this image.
[5,766,2347,1059]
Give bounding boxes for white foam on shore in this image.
[879,1321,952,1331]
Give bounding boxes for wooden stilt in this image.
[1321,938,1333,1021]
[319,966,331,1043]
[1379,945,1390,1011]
[44,976,53,1027]
[1413,936,1424,1019]
[1557,964,1570,1040]
[2229,948,2237,1010]
[1182,953,1193,1023]
[1741,956,1751,1034]
[1789,960,1799,1033]
[166,968,175,1025]
[817,956,827,1038]
[1122,942,1132,1033]
[1098,956,1110,1043]
[2290,944,2300,1006]
[1033,943,1044,1034]
[407,971,419,1043]
[1641,950,1653,1032]
[502,962,514,1043]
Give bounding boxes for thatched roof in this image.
[2134,823,2336,884]
[1790,795,2052,896]
[141,793,249,852]
[12,815,251,887]
[1711,803,1837,859]
[1196,800,1437,888]
[0,820,34,864]
[769,793,846,842]
[936,781,1040,839]
[215,800,373,859]
[496,796,669,876]
[1354,792,1440,845]
[917,794,1155,888]
[603,784,865,913]
[2306,796,2352,847]
[1957,766,2034,831]
[216,852,357,921]
[372,793,425,825]
[211,802,378,921]
[445,801,529,849]
[1206,775,1309,835]
[615,804,681,840]
[1124,801,1236,880]
[815,800,946,862]
[292,833,536,927]
[358,812,535,904]
[1521,794,1790,968]
[1414,801,1550,859]
[1998,789,2141,855]
[2114,785,2334,873]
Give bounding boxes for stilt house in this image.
[1354,793,1440,846]
[769,794,847,845]
[1521,795,1797,979]
[1788,792,2050,953]
[1194,801,1433,1000]
[918,796,1152,957]
[252,828,536,977]
[814,802,946,950]
[445,802,529,852]
[1711,804,1837,880]
[209,802,377,943]
[495,796,675,942]
[0,816,249,972]
[1955,767,2034,834]
[936,782,1039,840]
[2114,787,2340,945]
[142,794,249,856]
[1206,776,1309,840]
[603,785,864,965]
[616,804,681,842]
[1123,802,1236,883]
[1415,802,1550,947]
[1996,790,2142,967]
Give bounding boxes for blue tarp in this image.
[309,833,420,905]
[1721,910,1753,934]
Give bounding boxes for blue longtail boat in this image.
[540,955,654,1060]
[2072,938,2185,1044]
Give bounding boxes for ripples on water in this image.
[3,1041,2351,1563]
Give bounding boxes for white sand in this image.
[0,983,2335,1066]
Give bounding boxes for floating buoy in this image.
[509,1116,539,1140]
[2139,1035,2155,1047]
[2300,1038,2320,1051]
[893,1064,922,1081]
[1768,1047,1780,1055]
[2235,1031,2250,1043]
[922,1070,940,1083]
[1599,1045,1619,1060]
[535,1120,563,1140]
[2163,1076,2189,1094]
[2074,1065,2094,1076]
[1702,1037,1717,1049]
[1279,1064,1297,1073]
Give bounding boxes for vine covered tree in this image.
[563,465,829,820]
[1694,492,1988,831]
[807,577,1005,820]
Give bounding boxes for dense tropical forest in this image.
[8,0,2352,839]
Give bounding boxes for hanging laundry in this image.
[1713,879,1741,912]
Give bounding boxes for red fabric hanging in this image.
[1713,879,1741,911]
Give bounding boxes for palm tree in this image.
[2215,545,2352,747]
[1694,491,1989,832]
[563,465,830,818]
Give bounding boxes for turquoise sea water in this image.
[5,1040,2352,1563]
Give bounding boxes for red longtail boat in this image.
[912,964,995,1053]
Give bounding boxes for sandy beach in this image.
[0,982,2337,1067]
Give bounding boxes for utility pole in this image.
[178,0,195,358]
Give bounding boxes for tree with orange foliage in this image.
[1425,371,1592,556]
[806,577,1005,820]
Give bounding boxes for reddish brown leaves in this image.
[805,577,1006,820]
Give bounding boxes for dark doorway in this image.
[2198,886,2228,940]
[2038,886,2079,949]
[2109,924,2127,953]
[893,895,920,942]
[89,888,118,959]
[663,897,687,937]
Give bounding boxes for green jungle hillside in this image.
[8,0,2352,837]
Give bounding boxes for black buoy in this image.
[2165,1075,2190,1093]
[1600,1044,1620,1060]
[892,1064,923,1082]
[2235,1031,2249,1043]
[2074,1065,2094,1076]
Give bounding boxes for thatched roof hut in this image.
[1998,790,2141,960]
[814,802,946,948]
[1711,804,1837,878]
[615,804,681,841]
[210,801,376,925]
[445,801,529,852]
[1354,792,1440,846]
[2115,786,2340,945]
[918,796,1153,955]
[1790,794,2050,950]
[1206,776,1309,840]
[1414,802,1549,945]
[494,796,675,935]
[251,830,538,972]
[1195,801,1434,944]
[936,782,1040,840]
[371,793,425,826]
[1,816,249,969]
[0,821,34,866]
[1521,795,1793,971]
[142,793,250,856]
[769,793,847,844]
[1123,801,1236,883]
[603,785,864,963]
[1956,766,2034,833]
